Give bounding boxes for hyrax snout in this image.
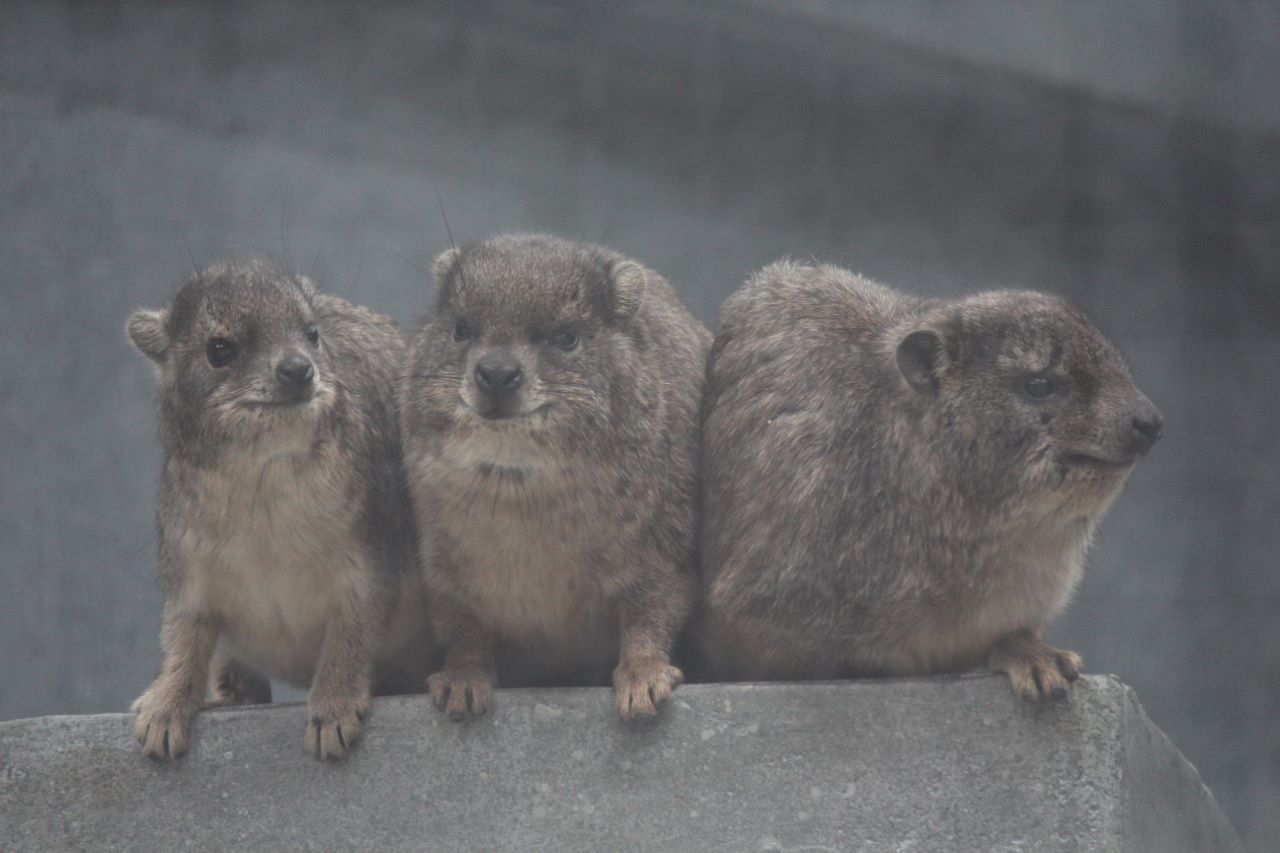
[402,234,711,721]
[700,260,1162,701]
[128,260,430,761]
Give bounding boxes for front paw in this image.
[989,633,1083,702]
[613,657,683,722]
[132,685,201,760]
[427,668,494,721]
[304,689,370,760]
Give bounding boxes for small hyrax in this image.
[128,260,430,760]
[700,260,1164,701]
[402,234,710,721]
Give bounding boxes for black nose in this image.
[475,353,523,395]
[276,354,315,388]
[1130,397,1164,455]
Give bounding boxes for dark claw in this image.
[1032,669,1049,701]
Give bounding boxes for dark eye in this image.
[1023,375,1056,400]
[304,323,320,345]
[453,318,473,342]
[206,338,237,368]
[550,327,580,351]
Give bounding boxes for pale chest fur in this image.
[168,448,360,685]
[870,517,1093,675]
[414,435,622,645]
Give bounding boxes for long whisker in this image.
[309,220,338,279]
[280,192,294,277]
[435,187,467,292]
[379,244,432,277]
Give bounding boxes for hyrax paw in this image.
[613,658,683,722]
[304,693,370,761]
[132,689,199,760]
[992,641,1083,703]
[427,669,493,721]
[208,665,272,707]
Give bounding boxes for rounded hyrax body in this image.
[700,260,1163,700]
[128,260,429,760]
[402,234,710,721]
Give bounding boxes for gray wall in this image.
[1,1,1275,847]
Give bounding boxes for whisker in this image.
[435,187,468,293]
[379,244,432,277]
[309,220,338,279]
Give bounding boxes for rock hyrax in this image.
[402,234,710,720]
[128,260,430,760]
[700,260,1163,700]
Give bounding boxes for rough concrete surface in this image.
[0,675,1240,852]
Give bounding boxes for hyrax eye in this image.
[206,337,237,368]
[550,327,580,351]
[453,319,473,342]
[304,323,320,345]
[1022,375,1056,400]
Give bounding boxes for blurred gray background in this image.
[1,1,1276,847]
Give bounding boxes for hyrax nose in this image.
[276,354,315,389]
[1129,396,1164,455]
[475,353,523,395]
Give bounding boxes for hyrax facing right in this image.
[700,260,1163,700]
[402,234,710,721]
[128,260,429,761]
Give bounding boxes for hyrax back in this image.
[128,260,429,760]
[402,234,711,721]
[701,260,1163,700]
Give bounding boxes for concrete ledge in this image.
[0,675,1240,852]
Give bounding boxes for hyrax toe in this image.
[304,692,370,761]
[427,669,493,721]
[613,658,684,722]
[1054,649,1084,682]
[208,661,273,707]
[132,688,200,761]
[989,633,1084,703]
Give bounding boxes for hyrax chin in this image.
[402,234,710,721]
[128,260,430,761]
[700,260,1164,701]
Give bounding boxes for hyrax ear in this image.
[434,247,462,294]
[896,329,948,394]
[294,275,317,301]
[609,260,647,320]
[127,309,170,364]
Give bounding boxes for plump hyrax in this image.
[700,260,1163,701]
[402,234,710,721]
[128,260,429,760]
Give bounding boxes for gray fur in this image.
[402,234,711,720]
[128,259,430,760]
[699,260,1162,700]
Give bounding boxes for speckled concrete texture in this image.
[0,676,1241,852]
